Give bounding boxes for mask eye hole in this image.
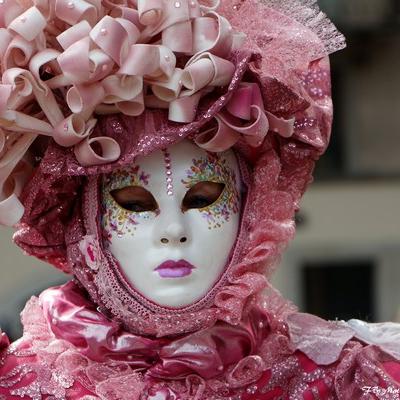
[110,186,158,212]
[182,181,225,211]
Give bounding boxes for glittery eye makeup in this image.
[181,153,240,229]
[102,165,159,241]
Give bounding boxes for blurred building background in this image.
[1,0,400,341]
[274,0,400,323]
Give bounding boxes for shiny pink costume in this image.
[1,0,400,399]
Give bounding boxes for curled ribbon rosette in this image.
[195,83,295,152]
[0,0,299,226]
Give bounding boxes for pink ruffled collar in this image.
[40,281,400,384]
[40,281,270,381]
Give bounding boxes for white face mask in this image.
[101,139,242,308]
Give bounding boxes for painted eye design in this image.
[111,186,158,212]
[182,181,225,211]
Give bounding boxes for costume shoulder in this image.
[0,296,96,399]
[287,312,400,398]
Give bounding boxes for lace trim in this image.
[262,0,346,56]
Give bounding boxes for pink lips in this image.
[154,260,195,278]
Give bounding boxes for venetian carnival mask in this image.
[101,139,242,308]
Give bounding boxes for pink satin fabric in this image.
[41,281,265,380]
[0,330,9,352]
[1,283,400,399]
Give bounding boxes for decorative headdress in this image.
[0,0,345,336]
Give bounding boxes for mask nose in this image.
[160,222,188,245]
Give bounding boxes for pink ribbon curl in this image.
[0,0,247,226]
[0,129,35,226]
[0,0,238,156]
[195,83,295,152]
[227,355,265,389]
[185,375,206,400]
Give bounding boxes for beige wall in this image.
[0,227,66,338]
[272,181,400,321]
[0,227,65,300]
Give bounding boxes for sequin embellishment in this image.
[162,148,174,196]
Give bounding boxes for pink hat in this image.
[0,0,345,336]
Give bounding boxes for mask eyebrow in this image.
[103,165,151,191]
[180,154,235,188]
